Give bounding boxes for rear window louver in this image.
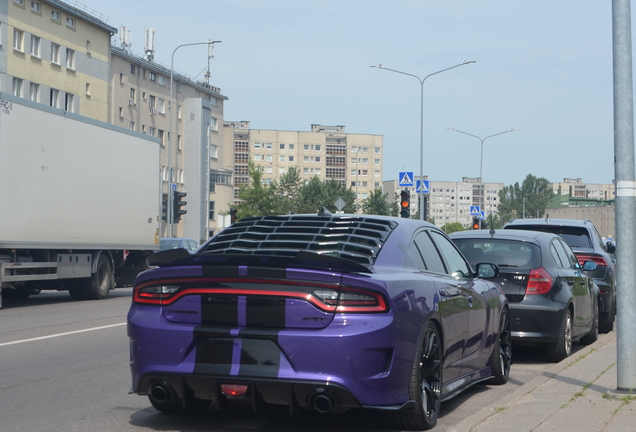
[202,215,397,266]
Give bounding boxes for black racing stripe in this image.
[193,337,234,375]
[247,267,287,279]
[201,266,240,278]
[238,337,281,378]
[245,296,287,327]
[201,294,238,326]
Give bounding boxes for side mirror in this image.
[475,263,499,278]
[605,241,616,254]
[583,260,598,271]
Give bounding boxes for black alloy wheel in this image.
[547,309,572,362]
[490,307,512,385]
[382,321,442,430]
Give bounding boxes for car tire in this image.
[580,301,599,345]
[381,321,442,431]
[546,309,572,363]
[490,307,512,385]
[82,255,113,300]
[598,299,615,334]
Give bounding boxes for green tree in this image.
[233,162,280,219]
[362,188,393,215]
[441,222,465,234]
[497,174,554,223]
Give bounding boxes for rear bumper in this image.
[128,305,416,409]
[509,302,565,344]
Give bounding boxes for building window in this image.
[14,0,24,6]
[148,127,156,137]
[279,155,285,162]
[66,48,75,69]
[304,145,309,151]
[65,93,74,112]
[266,143,272,149]
[265,155,272,162]
[118,107,123,118]
[315,156,321,162]
[50,88,59,108]
[303,168,309,174]
[158,98,165,114]
[129,121,135,130]
[178,135,182,150]
[289,156,294,162]
[315,145,321,151]
[13,29,23,51]
[375,147,381,154]
[66,17,75,28]
[12,78,23,97]
[149,95,156,111]
[30,1,40,13]
[30,35,40,57]
[279,143,285,150]
[129,87,135,100]
[51,43,60,63]
[254,143,261,149]
[211,117,218,131]
[29,82,39,102]
[130,64,136,75]
[85,82,91,96]
[254,155,261,161]
[266,166,273,174]
[158,76,164,85]
[374,159,380,165]
[149,72,156,82]
[289,144,295,150]
[210,144,218,158]
[158,130,164,146]
[279,168,286,174]
[86,40,90,53]
[51,10,60,21]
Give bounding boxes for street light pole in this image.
[371,61,476,220]
[447,127,517,227]
[167,40,221,237]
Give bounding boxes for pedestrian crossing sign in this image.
[398,172,414,187]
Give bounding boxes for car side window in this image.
[552,239,574,269]
[413,231,446,274]
[429,231,472,279]
[559,239,580,268]
[550,242,565,267]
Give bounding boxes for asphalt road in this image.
[0,289,586,432]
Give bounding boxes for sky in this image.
[77,0,621,186]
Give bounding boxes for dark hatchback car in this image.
[450,229,599,362]
[128,213,510,430]
[503,218,615,333]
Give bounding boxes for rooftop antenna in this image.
[204,41,217,85]
[143,27,155,62]
[119,26,132,51]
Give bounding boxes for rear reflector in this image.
[526,267,553,295]
[221,384,249,397]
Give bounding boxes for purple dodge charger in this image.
[128,213,510,430]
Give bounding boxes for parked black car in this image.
[503,218,615,333]
[450,229,599,362]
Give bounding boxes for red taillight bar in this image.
[133,278,388,313]
[575,254,607,267]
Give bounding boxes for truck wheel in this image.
[83,255,113,300]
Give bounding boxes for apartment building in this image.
[223,123,384,212]
[110,46,228,240]
[384,177,505,228]
[550,178,615,201]
[1,0,115,120]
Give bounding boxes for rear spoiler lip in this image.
[146,250,372,274]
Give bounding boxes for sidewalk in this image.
[447,330,635,432]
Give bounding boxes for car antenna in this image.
[318,206,332,217]
[489,228,495,237]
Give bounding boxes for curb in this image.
[445,330,617,432]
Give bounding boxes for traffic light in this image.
[400,190,410,218]
[230,207,237,225]
[173,190,187,222]
[161,194,168,222]
[472,217,480,230]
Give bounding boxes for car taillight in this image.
[575,254,608,267]
[133,279,388,313]
[526,267,553,295]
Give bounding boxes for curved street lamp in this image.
[371,61,476,220]
[447,127,518,227]
[166,40,221,236]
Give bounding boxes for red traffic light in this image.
[400,190,410,218]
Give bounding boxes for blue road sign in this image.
[470,206,481,215]
[398,172,414,187]
[480,211,485,220]
[416,180,430,194]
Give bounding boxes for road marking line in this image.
[0,322,126,347]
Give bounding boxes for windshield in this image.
[508,225,591,249]
[159,239,182,250]
[454,238,541,269]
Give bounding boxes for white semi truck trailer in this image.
[0,94,162,307]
